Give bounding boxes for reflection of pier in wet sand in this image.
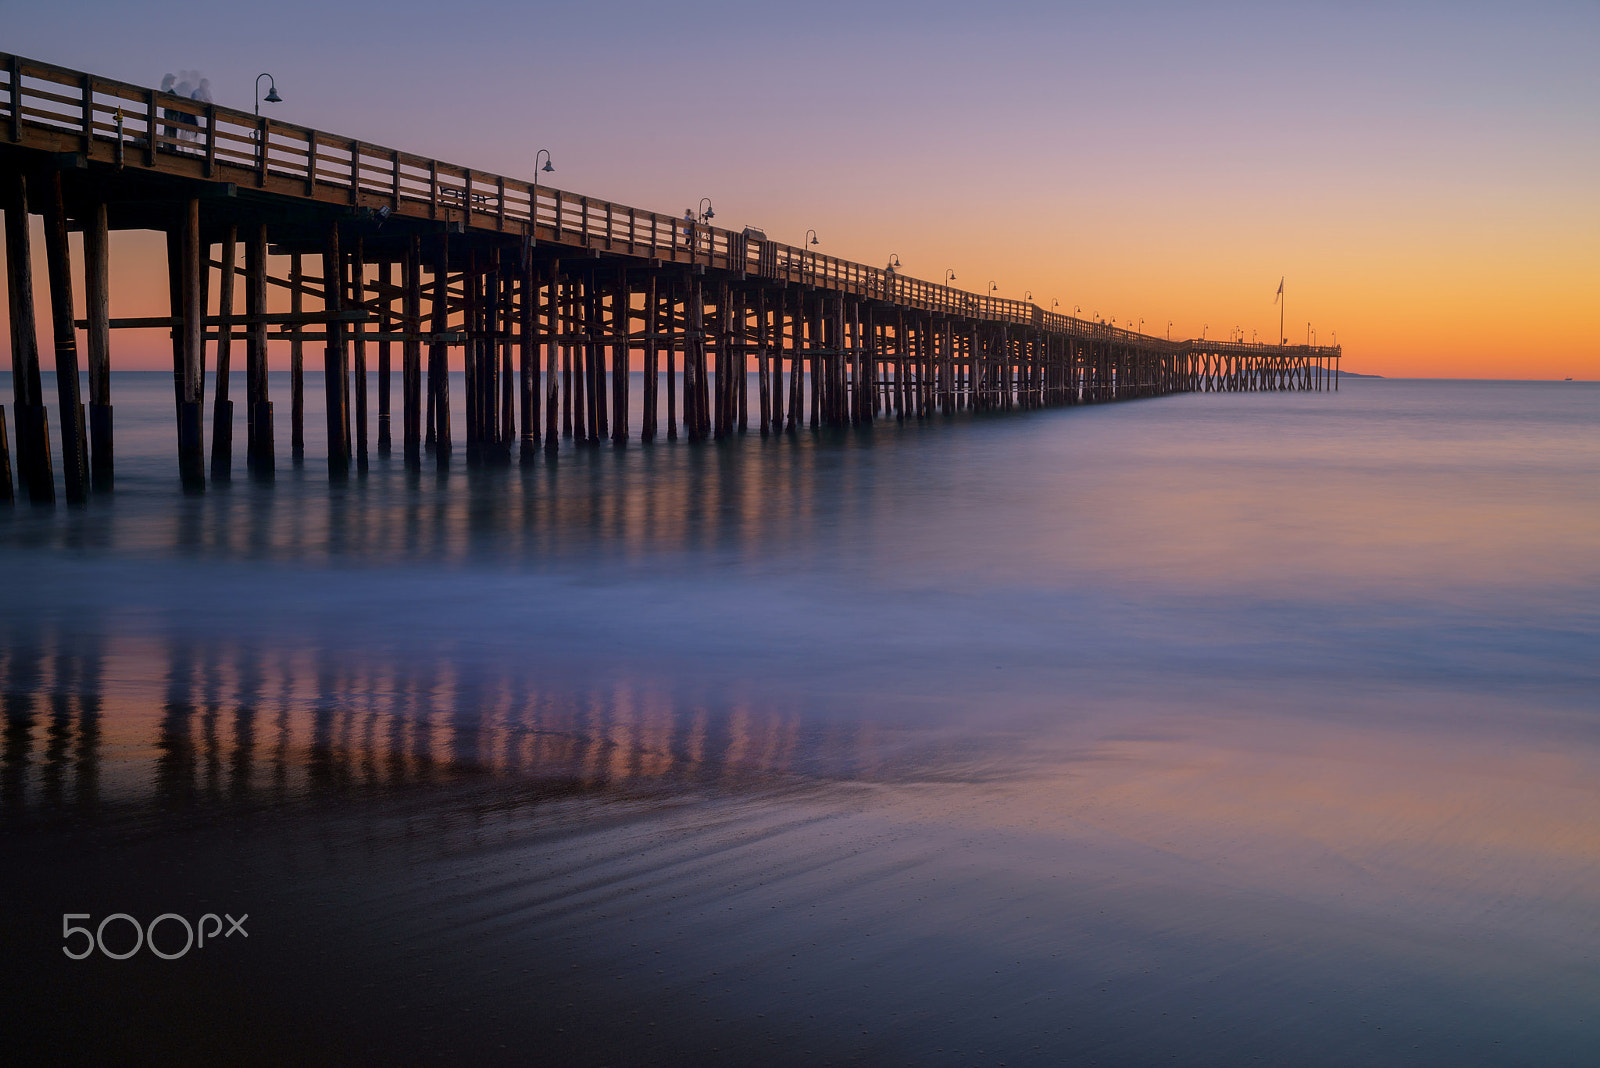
[0,623,920,819]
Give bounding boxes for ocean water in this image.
[1,374,1597,1065]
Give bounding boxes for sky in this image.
[3,0,1596,378]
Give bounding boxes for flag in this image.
[1274,277,1284,303]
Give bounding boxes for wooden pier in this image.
[0,53,1341,501]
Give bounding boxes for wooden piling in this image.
[378,259,393,454]
[0,405,11,502]
[402,237,422,463]
[564,276,578,442]
[169,197,206,492]
[786,290,802,432]
[322,222,350,476]
[210,224,236,479]
[519,251,538,458]
[665,279,678,441]
[5,173,50,502]
[612,270,628,446]
[429,233,450,456]
[352,237,368,467]
[463,250,479,449]
[756,288,770,437]
[642,272,659,443]
[84,198,113,490]
[738,289,749,433]
[544,261,560,451]
[245,223,272,476]
[41,172,88,501]
[501,260,515,451]
[290,253,305,458]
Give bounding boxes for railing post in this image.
[145,88,157,165]
[81,74,94,155]
[8,55,21,144]
[256,116,268,186]
[203,102,216,177]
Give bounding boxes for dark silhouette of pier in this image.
[0,53,1341,502]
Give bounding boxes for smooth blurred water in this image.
[2,375,1597,1065]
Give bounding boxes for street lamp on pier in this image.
[254,73,281,117]
[533,148,553,190]
[698,198,715,223]
[945,269,956,285]
[806,229,819,247]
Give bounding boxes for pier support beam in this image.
[543,261,560,451]
[245,223,273,477]
[323,222,350,477]
[168,198,205,492]
[4,175,51,502]
[210,225,236,480]
[402,237,422,464]
[41,172,87,502]
[518,252,538,458]
[290,253,305,459]
[379,259,393,455]
[84,198,113,491]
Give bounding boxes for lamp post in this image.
[1024,290,1032,302]
[1202,323,1208,340]
[698,198,715,223]
[254,73,281,117]
[1074,305,1081,318]
[805,229,819,247]
[945,269,956,285]
[1138,318,1145,335]
[887,253,901,271]
[533,148,553,189]
[988,281,997,298]
[1167,320,1173,340]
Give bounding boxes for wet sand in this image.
[3,377,1598,1064]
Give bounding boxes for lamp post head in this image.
[542,159,553,173]
[264,86,282,104]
